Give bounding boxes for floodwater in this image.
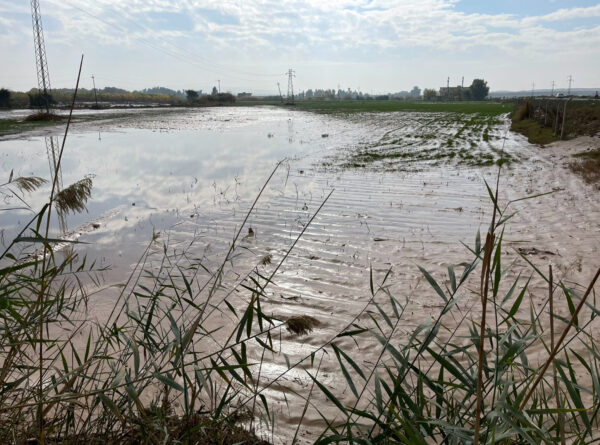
[1,106,599,443]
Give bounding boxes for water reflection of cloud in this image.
[0,107,363,267]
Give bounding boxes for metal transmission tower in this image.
[91,74,99,108]
[30,0,52,113]
[30,1,67,234]
[46,136,68,235]
[286,69,295,105]
[567,75,573,96]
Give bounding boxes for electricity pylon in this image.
[45,136,67,235]
[31,0,68,235]
[286,69,295,105]
[30,0,52,113]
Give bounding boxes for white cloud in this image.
[1,0,598,91]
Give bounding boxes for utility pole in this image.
[277,82,283,103]
[446,77,450,100]
[545,81,555,125]
[531,82,535,98]
[91,74,99,108]
[567,75,573,96]
[30,0,52,113]
[218,80,221,94]
[460,76,464,101]
[286,68,296,105]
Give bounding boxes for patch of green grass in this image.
[511,118,557,145]
[0,120,20,134]
[341,144,516,169]
[241,100,511,116]
[331,111,519,171]
[0,118,57,136]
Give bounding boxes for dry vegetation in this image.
[570,149,600,183]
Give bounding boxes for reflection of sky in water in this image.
[0,107,362,270]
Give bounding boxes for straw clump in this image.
[286,315,320,336]
[24,112,64,122]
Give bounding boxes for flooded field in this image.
[1,106,599,443]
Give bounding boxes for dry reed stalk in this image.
[36,54,84,444]
[473,170,501,445]
[549,265,566,445]
[520,267,600,410]
[473,230,494,445]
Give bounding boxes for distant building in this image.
[439,86,465,101]
[237,92,252,98]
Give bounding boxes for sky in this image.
[1,0,599,94]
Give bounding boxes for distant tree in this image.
[469,79,489,101]
[186,90,199,101]
[28,92,55,108]
[211,86,218,96]
[423,88,437,101]
[102,86,129,94]
[139,86,183,97]
[410,86,421,97]
[0,88,10,108]
[461,88,472,101]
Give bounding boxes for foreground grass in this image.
[3,156,600,444]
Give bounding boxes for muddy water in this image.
[1,106,599,442]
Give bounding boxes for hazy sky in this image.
[1,0,599,94]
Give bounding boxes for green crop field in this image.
[238,100,513,116]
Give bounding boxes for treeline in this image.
[0,86,239,109]
[185,89,236,105]
[0,87,184,108]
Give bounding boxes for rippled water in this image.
[2,106,598,443]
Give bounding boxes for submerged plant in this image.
[286,315,320,336]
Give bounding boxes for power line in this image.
[61,0,283,83]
